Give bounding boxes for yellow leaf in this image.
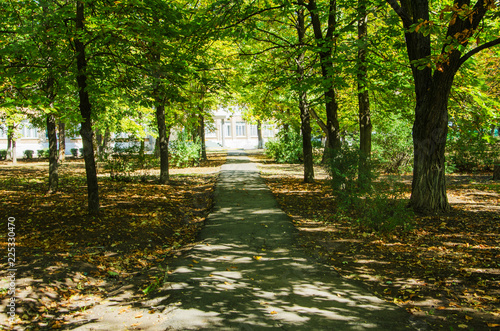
[487,323,500,327]
[465,315,473,320]
[253,256,262,260]
[192,259,199,264]
[457,325,468,329]
[270,311,277,315]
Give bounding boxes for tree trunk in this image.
[6,126,13,161]
[296,7,314,183]
[198,113,207,161]
[75,0,99,214]
[47,114,59,193]
[410,88,451,213]
[58,122,66,162]
[357,0,372,187]
[155,102,170,184]
[257,120,263,149]
[307,0,342,154]
[11,138,17,165]
[493,164,500,180]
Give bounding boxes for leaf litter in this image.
[252,154,500,331]
[0,153,225,330]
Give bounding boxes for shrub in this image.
[24,150,34,159]
[326,145,414,233]
[447,127,500,172]
[169,132,201,168]
[0,149,8,160]
[372,115,413,174]
[70,148,79,157]
[265,128,303,164]
[37,149,50,158]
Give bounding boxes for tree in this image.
[296,7,314,183]
[357,0,372,186]
[386,0,500,213]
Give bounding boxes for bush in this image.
[24,150,34,159]
[70,148,79,157]
[447,127,500,172]
[372,115,413,174]
[169,132,201,168]
[265,128,303,163]
[326,145,414,233]
[37,149,50,158]
[0,149,8,160]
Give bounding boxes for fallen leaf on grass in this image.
[253,256,262,260]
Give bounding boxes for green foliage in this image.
[23,150,34,159]
[37,149,50,158]
[170,132,202,168]
[447,124,500,172]
[0,150,7,160]
[265,128,303,164]
[326,145,414,233]
[372,115,413,174]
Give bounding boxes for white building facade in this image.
[205,107,278,149]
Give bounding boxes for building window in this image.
[236,122,246,137]
[263,124,275,137]
[21,121,38,138]
[224,122,231,137]
[250,124,258,137]
[0,125,7,138]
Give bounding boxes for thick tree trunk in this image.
[296,7,314,183]
[47,114,59,193]
[155,102,170,184]
[75,0,99,214]
[257,120,263,149]
[357,0,372,186]
[58,122,66,162]
[410,91,450,213]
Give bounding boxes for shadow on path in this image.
[73,151,416,330]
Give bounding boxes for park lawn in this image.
[253,154,500,331]
[0,152,225,330]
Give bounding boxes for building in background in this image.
[205,107,277,149]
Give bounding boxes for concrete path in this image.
[75,151,416,330]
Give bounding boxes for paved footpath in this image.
[76,151,418,330]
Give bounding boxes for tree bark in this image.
[306,0,342,154]
[257,120,263,149]
[58,122,65,162]
[155,102,170,184]
[47,114,59,193]
[75,0,99,214]
[6,125,13,161]
[357,0,372,186]
[296,7,314,183]
[198,112,207,161]
[493,164,500,180]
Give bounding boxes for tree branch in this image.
[458,37,500,69]
[221,6,284,30]
[385,0,412,28]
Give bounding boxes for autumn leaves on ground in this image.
[1,151,499,330]
[0,153,225,330]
